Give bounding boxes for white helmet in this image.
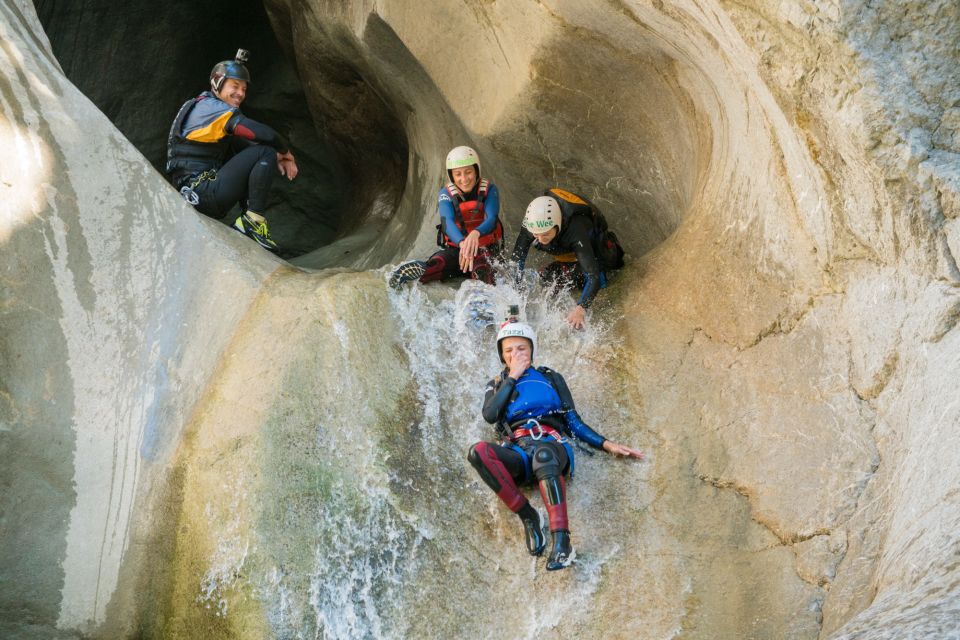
[496,321,537,363]
[523,196,562,234]
[446,145,481,182]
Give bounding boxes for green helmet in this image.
[446,145,481,182]
[210,49,251,93]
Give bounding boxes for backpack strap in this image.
[536,366,578,413]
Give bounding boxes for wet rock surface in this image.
[2,0,960,638]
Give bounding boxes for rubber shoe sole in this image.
[546,547,576,571]
[389,260,427,289]
[546,531,576,571]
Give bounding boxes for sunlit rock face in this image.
[2,0,959,638]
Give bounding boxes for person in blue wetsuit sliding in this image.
[468,320,643,570]
[512,189,625,330]
[390,146,503,288]
[166,48,298,253]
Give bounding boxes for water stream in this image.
[190,264,649,639]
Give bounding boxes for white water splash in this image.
[197,477,251,617]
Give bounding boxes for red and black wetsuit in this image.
[419,180,503,284]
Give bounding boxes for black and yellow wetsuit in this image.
[166,91,290,217]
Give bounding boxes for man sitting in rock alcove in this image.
[165,48,298,253]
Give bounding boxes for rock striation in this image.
[1,0,958,638]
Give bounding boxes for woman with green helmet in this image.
[390,145,504,287]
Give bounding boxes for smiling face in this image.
[501,335,533,368]
[217,78,247,107]
[450,165,478,193]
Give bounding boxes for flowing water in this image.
[187,264,652,639]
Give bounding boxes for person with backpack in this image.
[511,189,625,329]
[389,146,504,288]
[166,49,298,253]
[468,320,644,571]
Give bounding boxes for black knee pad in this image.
[531,443,562,480]
[467,443,484,472]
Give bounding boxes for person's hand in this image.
[603,440,645,460]
[507,350,531,380]
[277,151,298,180]
[566,305,587,330]
[459,230,481,272]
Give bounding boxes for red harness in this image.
[509,420,566,443]
[443,179,503,248]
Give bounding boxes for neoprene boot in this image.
[546,530,575,571]
[517,504,546,556]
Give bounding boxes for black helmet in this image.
[210,48,251,93]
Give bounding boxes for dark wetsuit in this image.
[166,91,290,218]
[420,181,502,285]
[512,213,606,308]
[467,366,606,533]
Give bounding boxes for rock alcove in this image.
[35,0,710,268]
[34,0,408,259]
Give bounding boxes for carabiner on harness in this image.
[179,169,217,206]
[525,419,544,440]
[179,185,200,205]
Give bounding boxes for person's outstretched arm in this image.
[511,228,535,282]
[552,369,644,459]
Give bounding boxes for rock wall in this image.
[0,0,281,635]
[2,0,959,638]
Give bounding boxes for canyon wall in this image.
[1,0,958,637]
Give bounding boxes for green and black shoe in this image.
[233,213,278,253]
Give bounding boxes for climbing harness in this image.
[506,418,577,478]
[178,170,218,205]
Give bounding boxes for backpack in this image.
[545,188,624,270]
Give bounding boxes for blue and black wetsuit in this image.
[420,180,502,284]
[512,188,624,309]
[468,366,606,534]
[166,91,290,218]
